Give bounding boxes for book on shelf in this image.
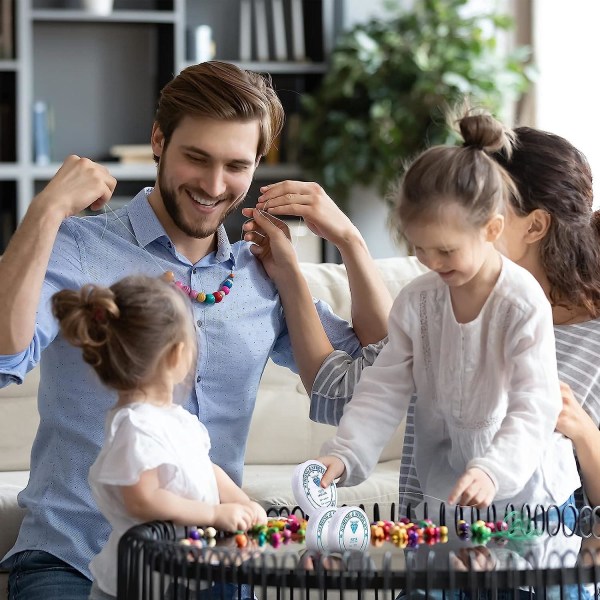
[239,0,252,61]
[265,132,282,165]
[283,113,301,164]
[0,0,14,59]
[109,144,155,165]
[33,101,51,166]
[271,0,287,61]
[290,0,306,61]
[253,0,270,62]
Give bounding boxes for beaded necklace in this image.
[162,269,235,304]
[103,202,241,305]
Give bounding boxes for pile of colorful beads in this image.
[235,515,308,548]
[457,513,542,544]
[370,518,449,548]
[179,516,308,550]
[180,526,218,548]
[457,519,509,543]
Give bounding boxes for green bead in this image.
[204,293,216,304]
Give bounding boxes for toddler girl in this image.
[52,275,266,600]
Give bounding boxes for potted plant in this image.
[299,0,534,209]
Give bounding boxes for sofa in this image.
[0,256,428,592]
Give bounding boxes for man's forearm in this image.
[0,197,63,354]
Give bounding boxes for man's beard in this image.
[158,162,246,240]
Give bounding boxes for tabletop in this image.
[117,503,600,599]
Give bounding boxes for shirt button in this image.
[196,376,201,383]
[192,268,197,274]
[196,320,202,327]
[167,242,172,248]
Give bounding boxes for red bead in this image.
[213,291,224,302]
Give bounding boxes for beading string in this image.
[100,201,304,273]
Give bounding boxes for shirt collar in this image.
[126,188,235,266]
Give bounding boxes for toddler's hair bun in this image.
[459,113,514,157]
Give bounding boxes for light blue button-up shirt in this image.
[0,189,360,578]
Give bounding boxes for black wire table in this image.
[117,503,600,599]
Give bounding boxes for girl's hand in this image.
[556,381,592,446]
[317,455,346,489]
[213,502,255,532]
[257,181,359,248]
[247,501,268,525]
[448,467,496,508]
[241,207,297,283]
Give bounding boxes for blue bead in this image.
[223,279,233,288]
[204,294,216,304]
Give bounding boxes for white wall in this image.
[533,1,600,206]
[343,0,391,28]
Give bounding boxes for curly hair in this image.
[52,275,194,391]
[493,127,600,316]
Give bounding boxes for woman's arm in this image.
[256,181,393,345]
[556,381,600,506]
[242,208,334,393]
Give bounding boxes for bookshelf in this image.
[0,0,340,252]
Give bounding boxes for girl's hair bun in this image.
[459,113,514,158]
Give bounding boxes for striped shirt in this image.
[310,318,600,513]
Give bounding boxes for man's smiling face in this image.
[152,115,260,239]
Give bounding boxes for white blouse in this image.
[322,255,580,509]
[89,402,219,597]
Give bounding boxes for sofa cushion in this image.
[0,372,39,471]
[245,257,428,466]
[0,471,29,560]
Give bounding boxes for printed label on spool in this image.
[292,460,337,515]
[329,507,370,553]
[305,507,337,552]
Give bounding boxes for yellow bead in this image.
[196,292,206,302]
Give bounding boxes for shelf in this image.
[28,162,303,182]
[4,0,337,228]
[182,61,329,75]
[256,163,303,179]
[30,162,157,181]
[31,9,177,24]
[0,60,19,71]
[0,163,20,179]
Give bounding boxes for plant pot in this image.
[347,185,407,259]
